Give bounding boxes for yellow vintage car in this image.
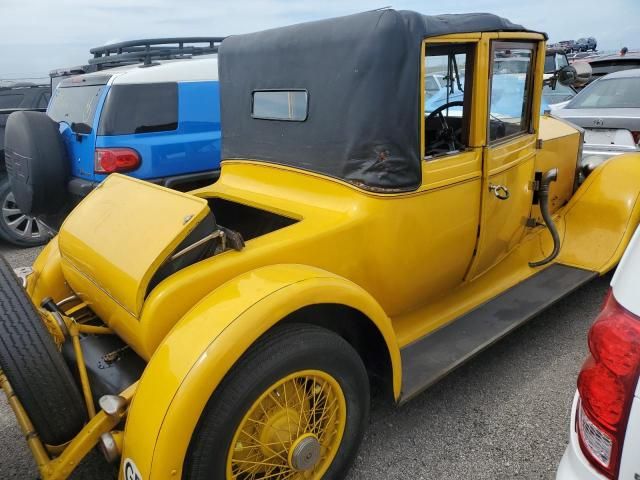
[1,9,639,480]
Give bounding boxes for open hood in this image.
[58,174,212,317]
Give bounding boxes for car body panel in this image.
[123,264,402,479]
[611,222,640,324]
[93,81,221,181]
[588,52,640,83]
[554,107,640,131]
[556,393,607,480]
[58,175,210,317]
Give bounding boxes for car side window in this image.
[37,92,51,109]
[98,83,178,136]
[488,42,536,143]
[424,43,475,159]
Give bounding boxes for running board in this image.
[399,264,597,403]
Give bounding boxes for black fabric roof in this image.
[219,9,544,191]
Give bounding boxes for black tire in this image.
[0,175,51,247]
[4,111,69,216]
[184,324,370,479]
[0,255,86,445]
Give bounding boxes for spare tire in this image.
[0,255,86,445]
[4,111,69,215]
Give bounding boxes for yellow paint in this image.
[558,153,640,272]
[533,115,582,220]
[12,27,640,480]
[123,264,401,478]
[26,237,73,305]
[226,370,345,478]
[58,174,210,317]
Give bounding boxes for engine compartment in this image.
[147,197,298,292]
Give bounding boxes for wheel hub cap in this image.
[289,433,321,471]
[227,370,347,479]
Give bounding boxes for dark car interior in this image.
[424,44,474,158]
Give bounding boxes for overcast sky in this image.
[1,0,637,81]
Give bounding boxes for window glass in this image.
[0,94,24,109]
[542,83,575,105]
[424,44,472,158]
[47,85,104,127]
[98,83,178,136]
[488,44,535,142]
[568,77,640,109]
[425,75,440,95]
[252,90,308,121]
[37,92,51,109]
[545,52,569,73]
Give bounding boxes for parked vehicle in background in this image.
[0,9,633,480]
[4,37,223,240]
[546,48,571,73]
[554,69,640,179]
[587,51,640,84]
[0,83,51,246]
[544,83,577,110]
[575,38,597,53]
[560,40,577,53]
[556,226,640,480]
[576,38,590,52]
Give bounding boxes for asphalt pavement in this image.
[0,240,608,479]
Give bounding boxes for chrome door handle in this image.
[489,184,510,200]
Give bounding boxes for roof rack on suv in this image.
[88,37,226,69]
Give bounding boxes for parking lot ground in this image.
[0,240,608,479]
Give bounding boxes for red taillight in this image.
[631,131,640,145]
[94,148,140,174]
[577,289,640,478]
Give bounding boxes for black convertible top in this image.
[219,9,543,191]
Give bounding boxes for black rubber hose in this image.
[529,168,560,268]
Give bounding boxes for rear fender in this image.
[26,236,74,305]
[121,264,400,479]
[557,153,640,273]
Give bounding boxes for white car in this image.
[557,226,640,479]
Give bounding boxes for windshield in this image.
[47,85,104,127]
[543,82,575,100]
[568,77,640,109]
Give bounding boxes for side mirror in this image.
[557,65,577,86]
[558,63,592,88]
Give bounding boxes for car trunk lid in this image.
[58,174,211,317]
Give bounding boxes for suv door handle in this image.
[489,184,510,200]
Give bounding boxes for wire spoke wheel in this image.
[227,370,346,480]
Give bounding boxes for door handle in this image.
[489,184,510,200]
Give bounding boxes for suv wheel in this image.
[0,175,50,247]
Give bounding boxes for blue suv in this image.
[4,38,223,246]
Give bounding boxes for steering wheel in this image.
[426,101,465,153]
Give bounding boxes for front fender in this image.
[121,263,400,479]
[557,152,640,273]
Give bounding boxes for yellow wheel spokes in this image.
[227,370,346,479]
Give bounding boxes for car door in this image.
[393,37,484,315]
[466,39,540,280]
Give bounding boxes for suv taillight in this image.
[94,148,140,174]
[577,289,640,478]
